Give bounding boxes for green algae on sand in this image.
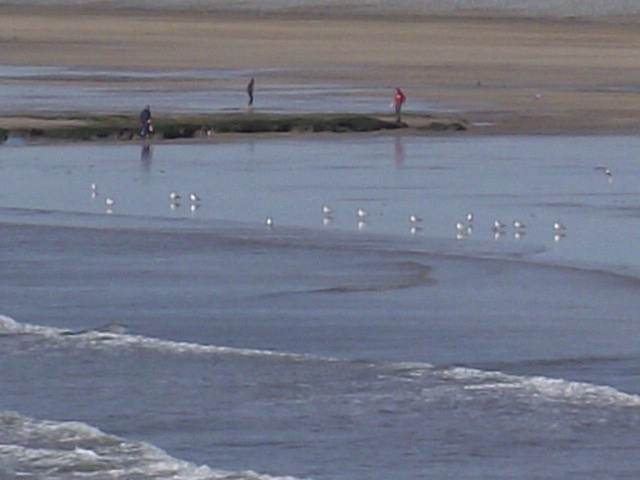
[0,112,466,143]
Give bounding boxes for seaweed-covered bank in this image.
[0,113,467,143]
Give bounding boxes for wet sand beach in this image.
[1,5,640,134]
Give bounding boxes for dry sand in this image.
[1,5,640,134]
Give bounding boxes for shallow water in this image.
[1,135,640,270]
[1,135,640,479]
[0,65,444,116]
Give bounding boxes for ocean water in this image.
[1,135,640,479]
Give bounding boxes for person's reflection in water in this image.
[394,135,405,167]
[141,143,153,174]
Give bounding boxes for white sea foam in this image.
[0,411,310,480]
[442,366,640,408]
[0,314,327,363]
[1,0,638,17]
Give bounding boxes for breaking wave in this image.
[2,314,639,410]
[440,365,640,408]
[0,411,309,480]
[0,314,322,363]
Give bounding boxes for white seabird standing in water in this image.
[493,220,506,239]
[265,216,274,228]
[105,197,115,215]
[357,208,368,219]
[595,166,614,183]
[553,221,566,231]
[169,192,181,210]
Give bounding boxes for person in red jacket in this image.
[393,87,406,123]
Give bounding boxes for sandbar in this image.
[1,5,640,135]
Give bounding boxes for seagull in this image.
[513,220,526,230]
[493,220,506,231]
[322,205,333,216]
[90,182,97,191]
[595,166,614,182]
[189,193,201,203]
[357,208,368,219]
[595,166,612,176]
[265,216,274,227]
[409,214,422,224]
[466,212,474,222]
[169,192,181,201]
[455,221,466,231]
[357,220,367,230]
[553,221,566,231]
[105,197,115,206]
[410,225,422,235]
